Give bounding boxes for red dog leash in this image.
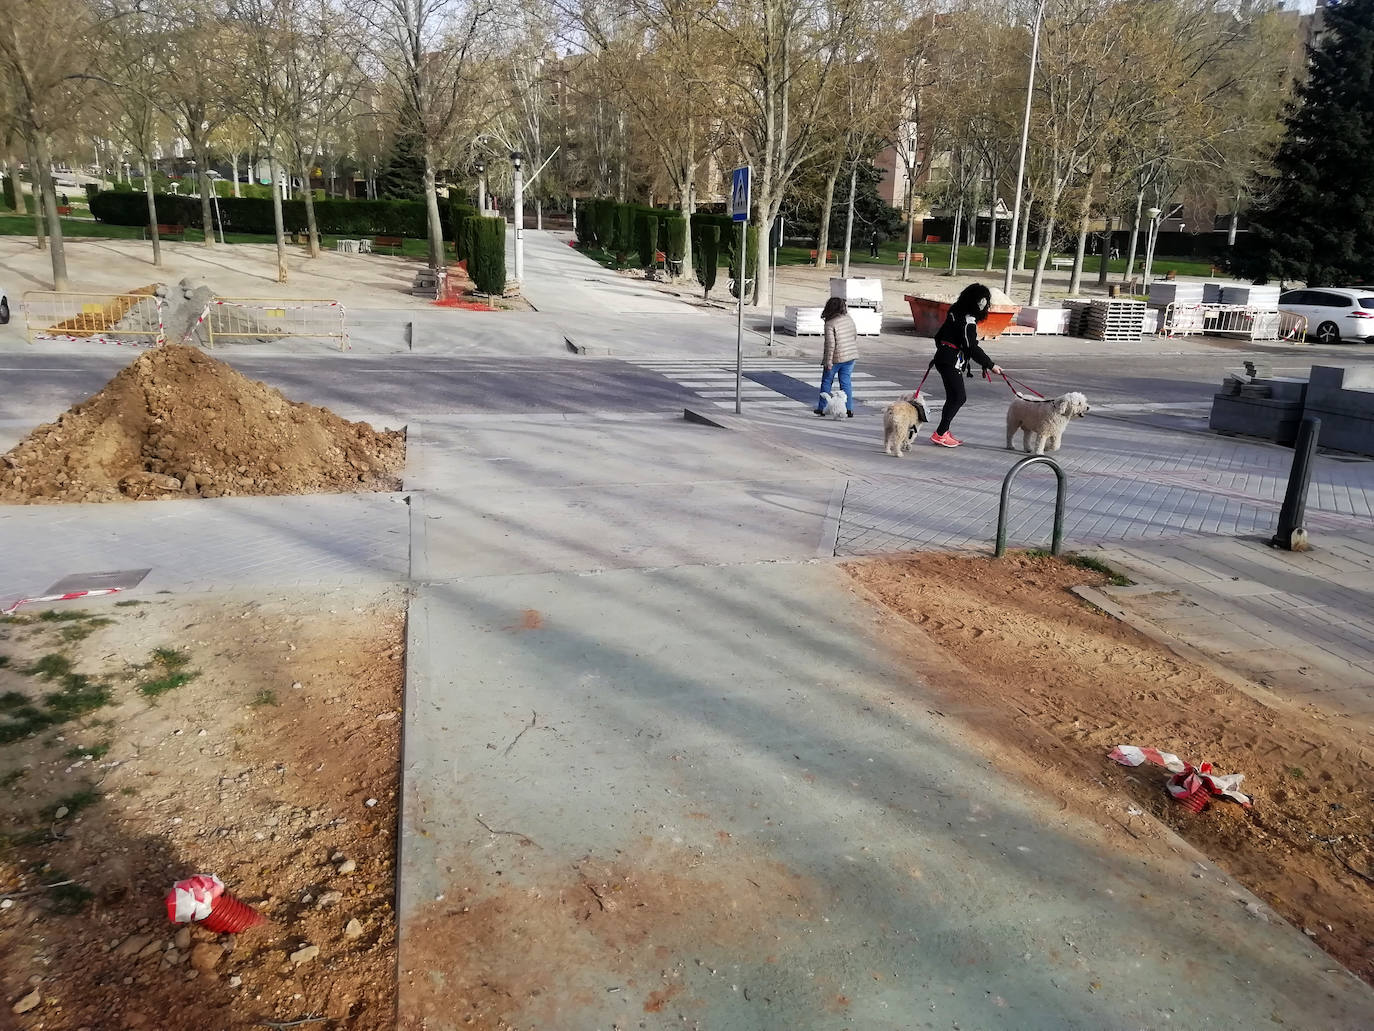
[913,365,1045,401]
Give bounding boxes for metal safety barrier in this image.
[994,455,1067,558]
[23,288,165,346]
[1158,302,1306,342]
[204,298,349,351]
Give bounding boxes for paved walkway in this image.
[1093,532,1374,717]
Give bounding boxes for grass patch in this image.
[3,656,111,744]
[64,741,110,760]
[114,599,145,607]
[58,619,113,643]
[251,688,278,707]
[24,653,73,680]
[48,881,95,914]
[36,609,98,623]
[0,690,30,711]
[1023,550,1135,587]
[137,647,198,698]
[139,672,195,698]
[0,615,33,625]
[55,785,101,816]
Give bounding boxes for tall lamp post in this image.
[511,151,524,285]
[475,159,486,213]
[1003,0,1048,298]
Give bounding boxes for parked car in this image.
[0,283,10,325]
[1279,287,1374,344]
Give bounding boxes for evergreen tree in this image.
[1234,0,1374,284]
[376,134,427,202]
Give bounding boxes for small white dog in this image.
[820,387,848,420]
[883,395,930,456]
[1005,391,1091,454]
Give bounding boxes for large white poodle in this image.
[1005,391,1091,454]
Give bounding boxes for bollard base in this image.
[1270,527,1310,552]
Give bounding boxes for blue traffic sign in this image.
[731,166,751,222]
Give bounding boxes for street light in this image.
[511,151,524,285]
[1003,0,1048,297]
[475,159,486,213]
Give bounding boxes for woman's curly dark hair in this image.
[954,283,993,323]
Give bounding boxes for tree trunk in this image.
[1123,188,1144,283]
[1227,190,1240,247]
[679,177,693,284]
[1028,213,1056,307]
[32,133,67,287]
[1016,197,1033,271]
[949,196,963,275]
[196,136,214,245]
[8,156,28,215]
[144,164,162,267]
[1067,173,1096,295]
[754,214,771,310]
[422,155,445,271]
[902,177,916,282]
[25,137,46,250]
[815,153,842,268]
[840,160,857,278]
[984,162,999,271]
[536,198,543,231]
[1097,215,1113,286]
[301,158,321,258]
[231,151,241,197]
[270,154,288,283]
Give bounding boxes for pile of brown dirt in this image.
[0,345,404,504]
[848,553,1374,985]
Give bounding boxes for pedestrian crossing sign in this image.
[731,166,751,222]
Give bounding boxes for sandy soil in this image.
[0,237,441,310]
[0,345,404,504]
[847,553,1374,984]
[0,589,404,1028]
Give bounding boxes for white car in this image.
[1278,287,1374,345]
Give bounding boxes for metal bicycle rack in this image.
[995,456,1067,558]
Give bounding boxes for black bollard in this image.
[1271,416,1320,551]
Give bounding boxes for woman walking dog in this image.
[815,297,858,418]
[928,283,1002,447]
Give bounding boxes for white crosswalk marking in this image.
[624,357,910,409]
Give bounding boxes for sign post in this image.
[731,166,751,414]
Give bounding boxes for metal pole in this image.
[736,218,746,414]
[513,158,524,284]
[768,214,780,349]
[1002,0,1045,298]
[1272,416,1320,551]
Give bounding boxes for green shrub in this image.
[1,172,15,210]
[662,214,687,265]
[468,216,506,294]
[695,222,720,299]
[575,200,594,246]
[636,213,659,270]
[90,191,196,226]
[728,225,759,298]
[594,199,615,249]
[446,201,477,245]
[614,203,634,255]
[90,191,430,237]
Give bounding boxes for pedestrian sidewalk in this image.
[1089,532,1374,719]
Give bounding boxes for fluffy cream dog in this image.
[883,395,930,456]
[820,387,848,420]
[1005,391,1090,454]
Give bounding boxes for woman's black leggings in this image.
[935,362,966,435]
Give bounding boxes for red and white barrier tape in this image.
[1109,744,1251,808]
[28,333,157,348]
[2,588,124,616]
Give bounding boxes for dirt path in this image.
[1,589,404,1028]
[848,553,1374,984]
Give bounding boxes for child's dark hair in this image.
[821,297,848,321]
[955,283,993,322]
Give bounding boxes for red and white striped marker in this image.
[2,588,124,616]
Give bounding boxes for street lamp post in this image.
[1003,0,1047,298]
[511,151,524,285]
[475,159,486,213]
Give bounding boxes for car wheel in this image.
[1315,320,1340,345]
[0,298,9,325]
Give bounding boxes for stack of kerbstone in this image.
[1209,361,1308,444]
[411,268,445,299]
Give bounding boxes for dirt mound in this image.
[0,345,404,504]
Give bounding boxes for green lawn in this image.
[776,242,1217,279]
[0,213,440,259]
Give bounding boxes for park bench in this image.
[1051,257,1074,271]
[142,223,185,241]
[809,249,835,261]
[56,206,72,216]
[371,235,404,255]
[898,251,927,266]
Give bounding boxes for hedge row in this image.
[458,215,506,295]
[90,190,432,237]
[578,199,687,265]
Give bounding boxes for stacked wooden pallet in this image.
[1081,299,1147,341]
[1061,299,1094,337]
[784,306,825,335]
